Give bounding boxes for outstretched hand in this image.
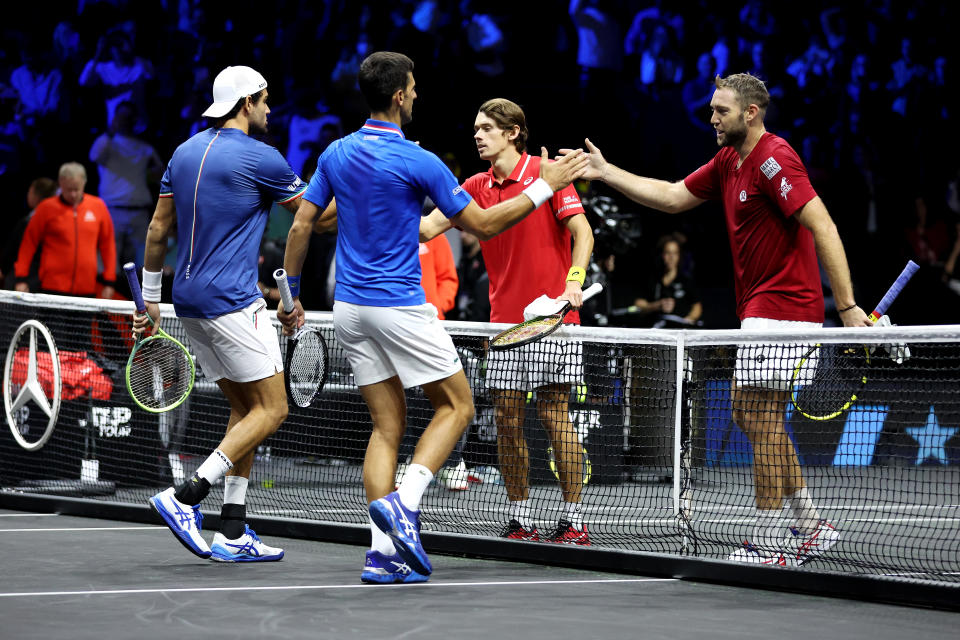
[559,138,607,181]
[539,146,588,192]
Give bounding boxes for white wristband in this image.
[522,177,553,209]
[142,268,162,302]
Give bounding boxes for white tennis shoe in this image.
[436,459,469,491]
[210,525,284,562]
[149,487,211,558]
[727,542,797,567]
[786,520,841,565]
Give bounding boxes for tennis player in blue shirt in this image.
[278,51,588,583]
[135,66,305,563]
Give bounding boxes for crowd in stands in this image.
[1,0,957,326]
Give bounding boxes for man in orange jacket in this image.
[419,232,458,319]
[15,162,117,298]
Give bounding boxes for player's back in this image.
[319,122,442,307]
[163,127,279,318]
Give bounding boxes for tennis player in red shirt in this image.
[427,98,594,543]
[571,73,873,565]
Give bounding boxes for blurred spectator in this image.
[1,177,57,290]
[681,53,715,131]
[14,162,116,298]
[419,233,458,320]
[286,96,343,176]
[9,47,63,126]
[569,0,622,98]
[89,100,163,271]
[455,230,489,322]
[886,36,931,118]
[633,234,702,327]
[79,29,154,131]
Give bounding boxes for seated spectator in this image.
[89,101,163,271]
[633,234,702,327]
[14,162,116,298]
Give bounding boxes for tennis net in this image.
[1,291,958,587]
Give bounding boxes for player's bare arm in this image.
[310,199,337,234]
[419,208,451,242]
[279,197,326,333]
[794,197,872,327]
[135,197,177,331]
[450,147,588,241]
[563,139,704,214]
[559,213,593,308]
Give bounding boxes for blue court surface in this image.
[0,508,957,639]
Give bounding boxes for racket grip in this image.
[273,268,296,313]
[869,260,919,323]
[582,282,604,302]
[123,262,146,313]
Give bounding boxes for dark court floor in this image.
[0,509,956,640]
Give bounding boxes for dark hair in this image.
[358,51,414,112]
[477,98,529,153]
[30,177,57,200]
[210,89,265,128]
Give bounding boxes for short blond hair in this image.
[714,73,770,114]
[58,162,87,182]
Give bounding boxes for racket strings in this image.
[492,315,562,347]
[288,331,327,406]
[129,338,192,409]
[793,344,868,419]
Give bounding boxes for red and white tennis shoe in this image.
[786,520,841,565]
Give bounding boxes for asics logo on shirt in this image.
[524,176,534,186]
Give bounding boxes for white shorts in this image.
[486,339,584,392]
[735,317,821,390]
[333,301,462,389]
[180,298,283,383]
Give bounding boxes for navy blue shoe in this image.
[361,550,429,584]
[369,492,432,576]
[149,487,211,559]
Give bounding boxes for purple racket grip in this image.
[123,262,146,314]
[870,260,919,321]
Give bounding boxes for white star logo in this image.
[906,406,957,465]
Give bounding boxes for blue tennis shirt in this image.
[160,127,305,318]
[303,119,473,306]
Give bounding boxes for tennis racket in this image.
[791,260,919,421]
[274,268,328,408]
[490,282,603,351]
[124,263,195,413]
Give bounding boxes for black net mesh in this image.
[1,292,958,586]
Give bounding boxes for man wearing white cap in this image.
[134,65,306,563]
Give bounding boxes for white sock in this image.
[564,501,583,528]
[223,476,248,505]
[753,507,786,552]
[371,517,396,555]
[195,449,233,485]
[786,487,821,534]
[397,463,432,511]
[510,500,533,529]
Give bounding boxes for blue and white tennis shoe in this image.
[149,487,211,558]
[369,492,432,576]
[361,550,429,584]
[210,525,284,562]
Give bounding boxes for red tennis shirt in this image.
[684,132,823,322]
[462,152,585,324]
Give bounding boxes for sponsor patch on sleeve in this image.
[760,157,782,180]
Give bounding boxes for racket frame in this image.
[274,268,329,407]
[123,263,195,413]
[490,282,603,351]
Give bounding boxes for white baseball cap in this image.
[202,65,268,118]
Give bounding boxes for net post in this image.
[672,331,686,550]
